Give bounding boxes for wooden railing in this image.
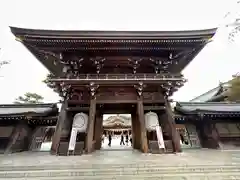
[53,73,185,82]
[76,73,182,79]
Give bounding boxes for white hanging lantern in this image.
[144,112,159,131]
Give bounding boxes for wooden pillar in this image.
[51,101,68,155]
[131,112,138,149]
[94,112,103,150]
[5,122,32,153]
[211,123,220,149]
[137,97,148,153]
[85,97,97,153]
[199,121,220,149]
[164,99,182,153]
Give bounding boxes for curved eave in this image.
[172,44,205,73]
[10,26,217,39]
[23,43,64,75]
[0,103,57,108]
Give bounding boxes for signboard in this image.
[68,128,78,151]
[68,112,89,151]
[156,126,165,149]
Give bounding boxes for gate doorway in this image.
[102,114,132,151]
[94,103,137,152]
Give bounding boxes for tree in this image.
[226,74,240,102]
[14,92,44,104]
[0,48,9,74]
[42,73,55,87]
[42,73,58,92]
[224,1,240,42]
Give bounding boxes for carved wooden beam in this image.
[134,82,145,96]
[59,82,72,100]
[88,82,99,98]
[90,57,105,74]
[160,79,187,97]
[128,58,142,74]
[149,57,174,74]
[168,48,198,72]
[169,49,197,61]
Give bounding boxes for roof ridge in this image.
[10,26,217,38]
[178,101,240,106]
[0,103,58,108]
[190,79,232,102]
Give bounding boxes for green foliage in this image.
[42,73,58,93]
[42,73,56,88]
[14,92,44,104]
[42,73,52,84]
[227,75,240,102]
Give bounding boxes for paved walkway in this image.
[40,136,133,152]
[102,136,132,150]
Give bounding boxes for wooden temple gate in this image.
[10,27,216,155]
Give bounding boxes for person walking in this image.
[102,134,105,143]
[108,132,112,147]
[125,133,129,146]
[120,132,125,145]
[129,133,132,146]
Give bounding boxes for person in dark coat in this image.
[129,134,132,146]
[120,132,125,145]
[108,132,112,147]
[125,133,129,146]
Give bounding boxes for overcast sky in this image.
[0,0,240,104]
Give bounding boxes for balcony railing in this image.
[56,73,184,81]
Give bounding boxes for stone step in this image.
[0,166,240,178]
[1,163,239,171]
[0,173,240,180]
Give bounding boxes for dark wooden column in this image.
[211,123,220,148]
[51,101,68,155]
[94,112,103,150]
[131,111,141,150]
[137,97,148,153]
[131,111,137,149]
[85,94,97,153]
[5,121,32,153]
[199,121,220,149]
[164,99,182,153]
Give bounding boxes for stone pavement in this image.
[1,148,240,166]
[1,148,240,179]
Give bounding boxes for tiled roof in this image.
[175,102,240,114]
[0,103,58,116]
